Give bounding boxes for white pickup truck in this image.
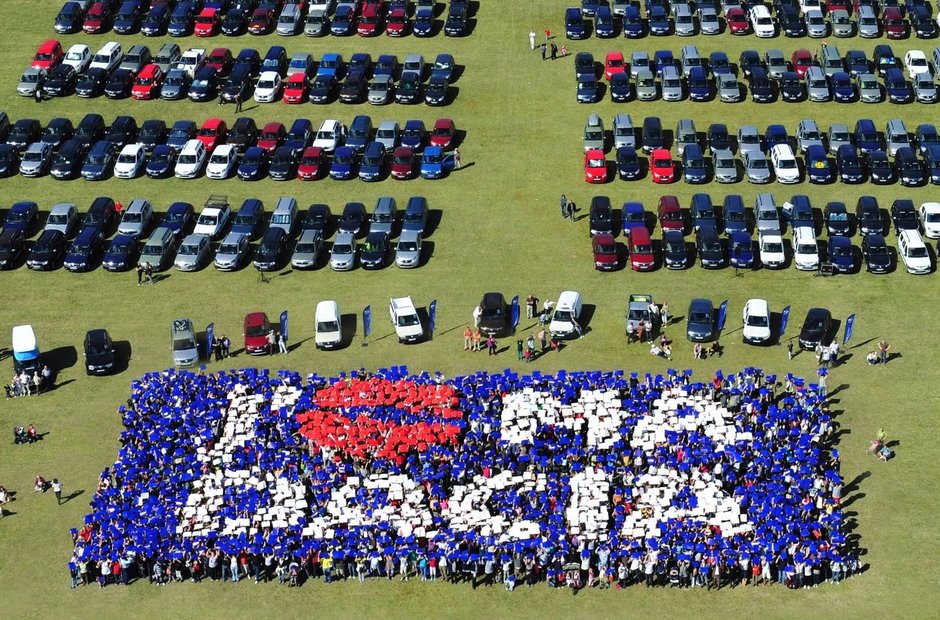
[389,297,424,343]
[176,48,206,79]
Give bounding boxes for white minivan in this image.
[315,301,342,349]
[549,291,583,339]
[175,139,207,179]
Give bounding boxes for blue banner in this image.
[779,305,791,339]
[716,300,728,333]
[843,313,855,346]
[205,322,214,361]
[363,306,372,339]
[511,295,520,330]
[429,300,437,334]
[280,311,288,343]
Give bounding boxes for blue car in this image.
[231,198,266,239]
[375,55,397,80]
[237,147,267,181]
[234,48,260,77]
[649,5,670,35]
[359,141,386,181]
[854,119,882,154]
[830,72,855,102]
[617,147,641,180]
[723,195,747,234]
[318,53,344,80]
[309,74,336,104]
[163,202,195,240]
[401,196,428,234]
[261,46,287,76]
[662,229,689,269]
[401,120,426,150]
[113,0,142,35]
[827,235,855,273]
[331,5,356,35]
[805,145,832,183]
[764,125,789,151]
[420,146,456,179]
[285,119,313,156]
[2,201,39,235]
[81,140,117,181]
[884,68,912,104]
[728,231,754,268]
[329,146,357,180]
[145,145,177,178]
[431,53,455,83]
[836,145,865,183]
[64,226,104,272]
[347,115,373,153]
[621,201,646,233]
[709,52,732,76]
[577,74,599,103]
[623,5,644,37]
[691,193,717,229]
[167,120,196,152]
[610,73,632,102]
[102,233,140,272]
[167,1,195,37]
[786,195,815,230]
[141,3,170,36]
[654,50,674,76]
[687,67,710,101]
[414,9,434,37]
[595,6,617,37]
[565,7,586,39]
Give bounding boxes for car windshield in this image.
[653,157,670,168]
[333,243,353,254]
[764,242,783,253]
[296,242,318,254]
[596,242,616,254]
[124,212,144,223]
[633,243,652,254]
[731,241,749,252]
[179,243,200,255]
[829,212,848,221]
[49,214,69,224]
[797,243,817,253]
[209,154,229,164]
[192,79,209,88]
[778,159,797,169]
[23,151,44,163]
[747,315,769,327]
[398,241,418,252]
[179,154,197,164]
[317,130,334,141]
[690,311,710,322]
[588,157,604,167]
[750,159,768,170]
[198,215,217,225]
[118,153,138,163]
[219,242,241,254]
[831,245,850,256]
[397,314,419,326]
[72,242,90,253]
[703,240,720,251]
[335,153,353,165]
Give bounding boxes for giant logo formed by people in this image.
[74,367,847,576]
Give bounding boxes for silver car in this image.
[214,231,250,271]
[117,199,153,237]
[304,9,328,36]
[830,9,852,37]
[395,229,422,268]
[583,114,605,152]
[661,66,683,101]
[612,114,636,149]
[699,8,720,34]
[805,9,827,37]
[914,73,936,103]
[171,318,199,367]
[375,121,399,151]
[765,49,787,79]
[369,75,393,105]
[806,66,830,102]
[291,229,324,269]
[743,150,772,184]
[17,67,46,97]
[718,73,741,102]
[857,5,879,38]
[19,142,53,177]
[713,149,739,183]
[329,231,357,271]
[828,124,851,154]
[673,2,696,35]
[737,125,762,155]
[855,73,882,103]
[630,52,650,78]
[174,233,211,271]
[635,69,658,100]
[755,193,782,234]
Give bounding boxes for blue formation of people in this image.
[68,366,857,591]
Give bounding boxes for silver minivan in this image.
[171,318,199,367]
[612,114,636,149]
[806,66,830,102]
[117,199,154,237]
[661,66,683,101]
[395,229,422,268]
[270,196,298,236]
[886,119,911,157]
[797,119,824,152]
[291,229,324,269]
[755,193,782,234]
[276,3,303,35]
[371,196,397,237]
[675,119,697,156]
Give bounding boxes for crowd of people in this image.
[69,365,856,591]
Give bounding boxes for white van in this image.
[90,41,123,73]
[315,301,342,349]
[549,291,583,339]
[174,139,207,179]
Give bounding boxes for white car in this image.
[791,226,820,270]
[898,229,931,274]
[254,71,282,103]
[206,144,237,179]
[174,139,207,179]
[770,144,800,184]
[313,119,346,153]
[749,5,775,37]
[758,232,785,268]
[919,202,940,238]
[742,298,772,344]
[63,44,91,73]
[904,50,931,80]
[193,204,232,239]
[114,143,146,179]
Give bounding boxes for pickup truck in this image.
[176,48,206,79]
[389,297,424,343]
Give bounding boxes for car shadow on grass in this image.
[46,345,78,373]
[112,340,132,374]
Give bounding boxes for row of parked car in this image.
[22,39,459,106]
[0,111,459,181]
[575,44,940,105]
[586,192,940,274]
[566,0,940,40]
[53,0,469,38]
[582,114,940,186]
[0,193,433,273]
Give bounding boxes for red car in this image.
[604,51,626,80]
[628,226,656,271]
[283,73,309,103]
[357,3,381,36]
[257,122,286,154]
[194,7,220,37]
[883,7,906,38]
[386,8,408,35]
[650,149,675,183]
[131,64,164,100]
[791,49,813,79]
[204,47,233,78]
[390,146,416,179]
[243,312,271,355]
[430,118,456,149]
[584,149,608,183]
[726,7,750,34]
[32,40,63,71]
[592,233,619,270]
[297,146,327,180]
[824,0,852,11]
[248,8,275,34]
[196,118,227,152]
[83,2,113,34]
[657,195,684,231]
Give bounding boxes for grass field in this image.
[1,1,940,618]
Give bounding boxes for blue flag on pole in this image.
[363,305,371,339]
[716,300,728,332]
[205,322,214,360]
[843,313,855,345]
[779,305,791,339]
[280,310,288,342]
[511,295,520,330]
[429,300,437,334]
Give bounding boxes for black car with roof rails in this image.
[75,67,108,98]
[862,233,891,273]
[798,307,832,350]
[0,229,25,269]
[26,229,66,270]
[106,116,138,148]
[49,139,87,180]
[83,197,117,236]
[138,120,167,151]
[302,203,332,236]
[84,329,116,376]
[74,114,106,149]
[44,64,76,97]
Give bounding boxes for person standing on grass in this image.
[277,331,287,354]
[235,91,243,113]
[464,326,473,350]
[567,200,576,222]
[538,328,547,351]
[878,339,890,364]
[529,30,536,50]
[487,335,497,355]
[516,339,524,361]
[453,148,461,169]
[136,262,144,285]
[560,194,568,219]
[541,43,547,61]
[52,478,62,505]
[550,42,558,61]
[526,294,537,319]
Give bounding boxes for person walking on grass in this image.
[464,326,473,351]
[52,478,62,505]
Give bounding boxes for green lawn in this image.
[1,0,940,617]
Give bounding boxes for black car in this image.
[425,75,448,105]
[395,72,421,104]
[84,329,116,376]
[84,197,117,235]
[896,148,924,187]
[641,116,664,152]
[26,229,66,270]
[8,119,42,150]
[824,202,851,235]
[891,199,919,232]
[360,231,389,269]
[856,196,883,235]
[861,232,891,273]
[105,69,136,99]
[44,64,76,97]
[54,2,85,33]
[221,8,249,35]
[302,203,332,236]
[252,227,287,271]
[102,233,140,272]
[778,72,804,102]
[610,72,633,102]
[228,117,257,152]
[75,68,108,98]
[798,308,832,350]
[106,116,138,148]
[749,68,773,103]
[137,120,167,151]
[478,292,508,336]
[188,66,218,102]
[868,150,895,184]
[309,74,336,103]
[0,144,20,177]
[338,202,367,236]
[222,64,252,103]
[0,229,25,269]
[49,139,87,180]
[340,73,368,103]
[234,48,261,77]
[589,196,614,235]
[74,113,106,149]
[268,146,296,181]
[444,6,469,36]
[41,118,74,149]
[114,0,143,34]
[696,225,725,268]
[778,5,806,36]
[64,226,105,272]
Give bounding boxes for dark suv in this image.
[478,292,508,336]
